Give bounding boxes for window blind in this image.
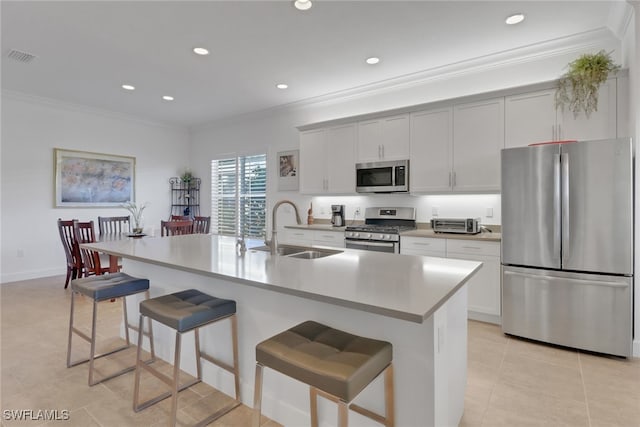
[211,154,266,238]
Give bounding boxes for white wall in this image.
[0,93,190,283]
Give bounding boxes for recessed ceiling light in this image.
[121,84,135,91]
[193,47,209,56]
[505,13,525,25]
[276,83,288,89]
[294,0,312,11]
[366,57,380,65]
[162,95,174,101]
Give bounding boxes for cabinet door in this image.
[326,123,356,193]
[505,89,556,148]
[300,129,327,194]
[453,98,504,192]
[410,108,453,192]
[447,241,501,317]
[558,78,617,141]
[282,228,313,246]
[381,114,410,160]
[357,119,383,162]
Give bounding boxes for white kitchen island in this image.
[84,234,481,427]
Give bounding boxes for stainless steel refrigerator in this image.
[501,138,634,357]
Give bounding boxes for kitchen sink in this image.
[250,244,342,259]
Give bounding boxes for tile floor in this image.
[1,276,639,426]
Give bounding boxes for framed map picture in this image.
[54,148,135,207]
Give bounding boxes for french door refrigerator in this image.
[501,138,633,357]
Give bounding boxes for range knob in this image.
[354,232,360,238]
[365,233,372,239]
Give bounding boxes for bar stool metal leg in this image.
[252,363,264,427]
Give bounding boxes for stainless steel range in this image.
[345,207,416,253]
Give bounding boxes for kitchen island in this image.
[83,234,481,427]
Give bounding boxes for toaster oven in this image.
[431,218,481,234]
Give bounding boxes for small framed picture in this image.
[277,150,299,191]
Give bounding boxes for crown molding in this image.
[192,27,620,132]
[607,1,635,39]
[1,89,188,132]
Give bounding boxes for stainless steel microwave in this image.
[356,160,409,193]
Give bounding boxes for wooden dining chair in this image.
[192,216,211,234]
[160,220,193,236]
[98,216,131,235]
[58,219,83,289]
[170,215,190,221]
[73,220,111,277]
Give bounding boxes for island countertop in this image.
[83,234,481,323]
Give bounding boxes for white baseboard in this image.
[468,310,501,325]
[1,268,65,284]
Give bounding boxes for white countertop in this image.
[83,234,481,323]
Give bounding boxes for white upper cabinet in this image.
[357,114,410,163]
[505,79,618,148]
[505,89,557,148]
[299,124,356,194]
[410,108,453,192]
[452,98,504,192]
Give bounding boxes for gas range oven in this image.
[345,207,416,253]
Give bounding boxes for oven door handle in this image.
[346,240,395,248]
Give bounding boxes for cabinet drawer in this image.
[313,230,345,248]
[401,236,446,256]
[283,229,314,244]
[446,240,500,257]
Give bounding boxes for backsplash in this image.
[311,194,501,225]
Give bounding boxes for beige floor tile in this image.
[41,408,100,427]
[506,336,580,369]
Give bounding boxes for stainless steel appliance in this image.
[501,138,634,357]
[331,205,345,227]
[345,207,416,253]
[356,160,409,193]
[431,218,480,234]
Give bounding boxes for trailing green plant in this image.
[555,50,620,118]
[181,169,193,183]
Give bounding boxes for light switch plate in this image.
[432,207,439,216]
[486,207,493,218]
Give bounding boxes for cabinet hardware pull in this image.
[414,242,431,246]
[558,124,562,140]
[462,246,481,250]
[552,124,556,141]
[452,171,457,187]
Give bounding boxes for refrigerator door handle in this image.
[561,152,570,266]
[553,153,561,262]
[504,270,630,288]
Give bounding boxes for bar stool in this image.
[66,272,155,386]
[253,321,395,427]
[133,289,241,426]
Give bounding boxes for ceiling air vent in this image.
[7,49,36,63]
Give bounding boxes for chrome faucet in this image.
[265,200,302,255]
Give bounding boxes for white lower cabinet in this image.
[400,236,446,257]
[401,236,501,324]
[281,229,313,246]
[312,231,345,248]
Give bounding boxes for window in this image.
[211,154,267,238]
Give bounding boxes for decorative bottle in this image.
[307,203,314,225]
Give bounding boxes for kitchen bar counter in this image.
[83,234,481,426]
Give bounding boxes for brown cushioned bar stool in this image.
[253,321,395,427]
[133,289,241,427]
[67,272,155,386]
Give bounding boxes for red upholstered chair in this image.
[57,219,82,288]
[160,220,193,236]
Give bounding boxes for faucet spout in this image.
[268,200,302,255]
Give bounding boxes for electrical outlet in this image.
[354,207,361,217]
[432,206,439,217]
[486,207,494,218]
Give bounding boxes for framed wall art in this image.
[54,148,135,207]
[277,149,299,191]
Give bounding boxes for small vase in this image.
[132,216,144,234]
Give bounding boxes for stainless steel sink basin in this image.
[288,250,342,259]
[250,244,342,259]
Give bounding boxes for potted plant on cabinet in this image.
[555,50,620,118]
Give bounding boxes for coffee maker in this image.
[331,205,345,227]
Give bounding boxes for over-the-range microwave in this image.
[356,159,409,193]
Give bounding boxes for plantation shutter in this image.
[211,154,266,238]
